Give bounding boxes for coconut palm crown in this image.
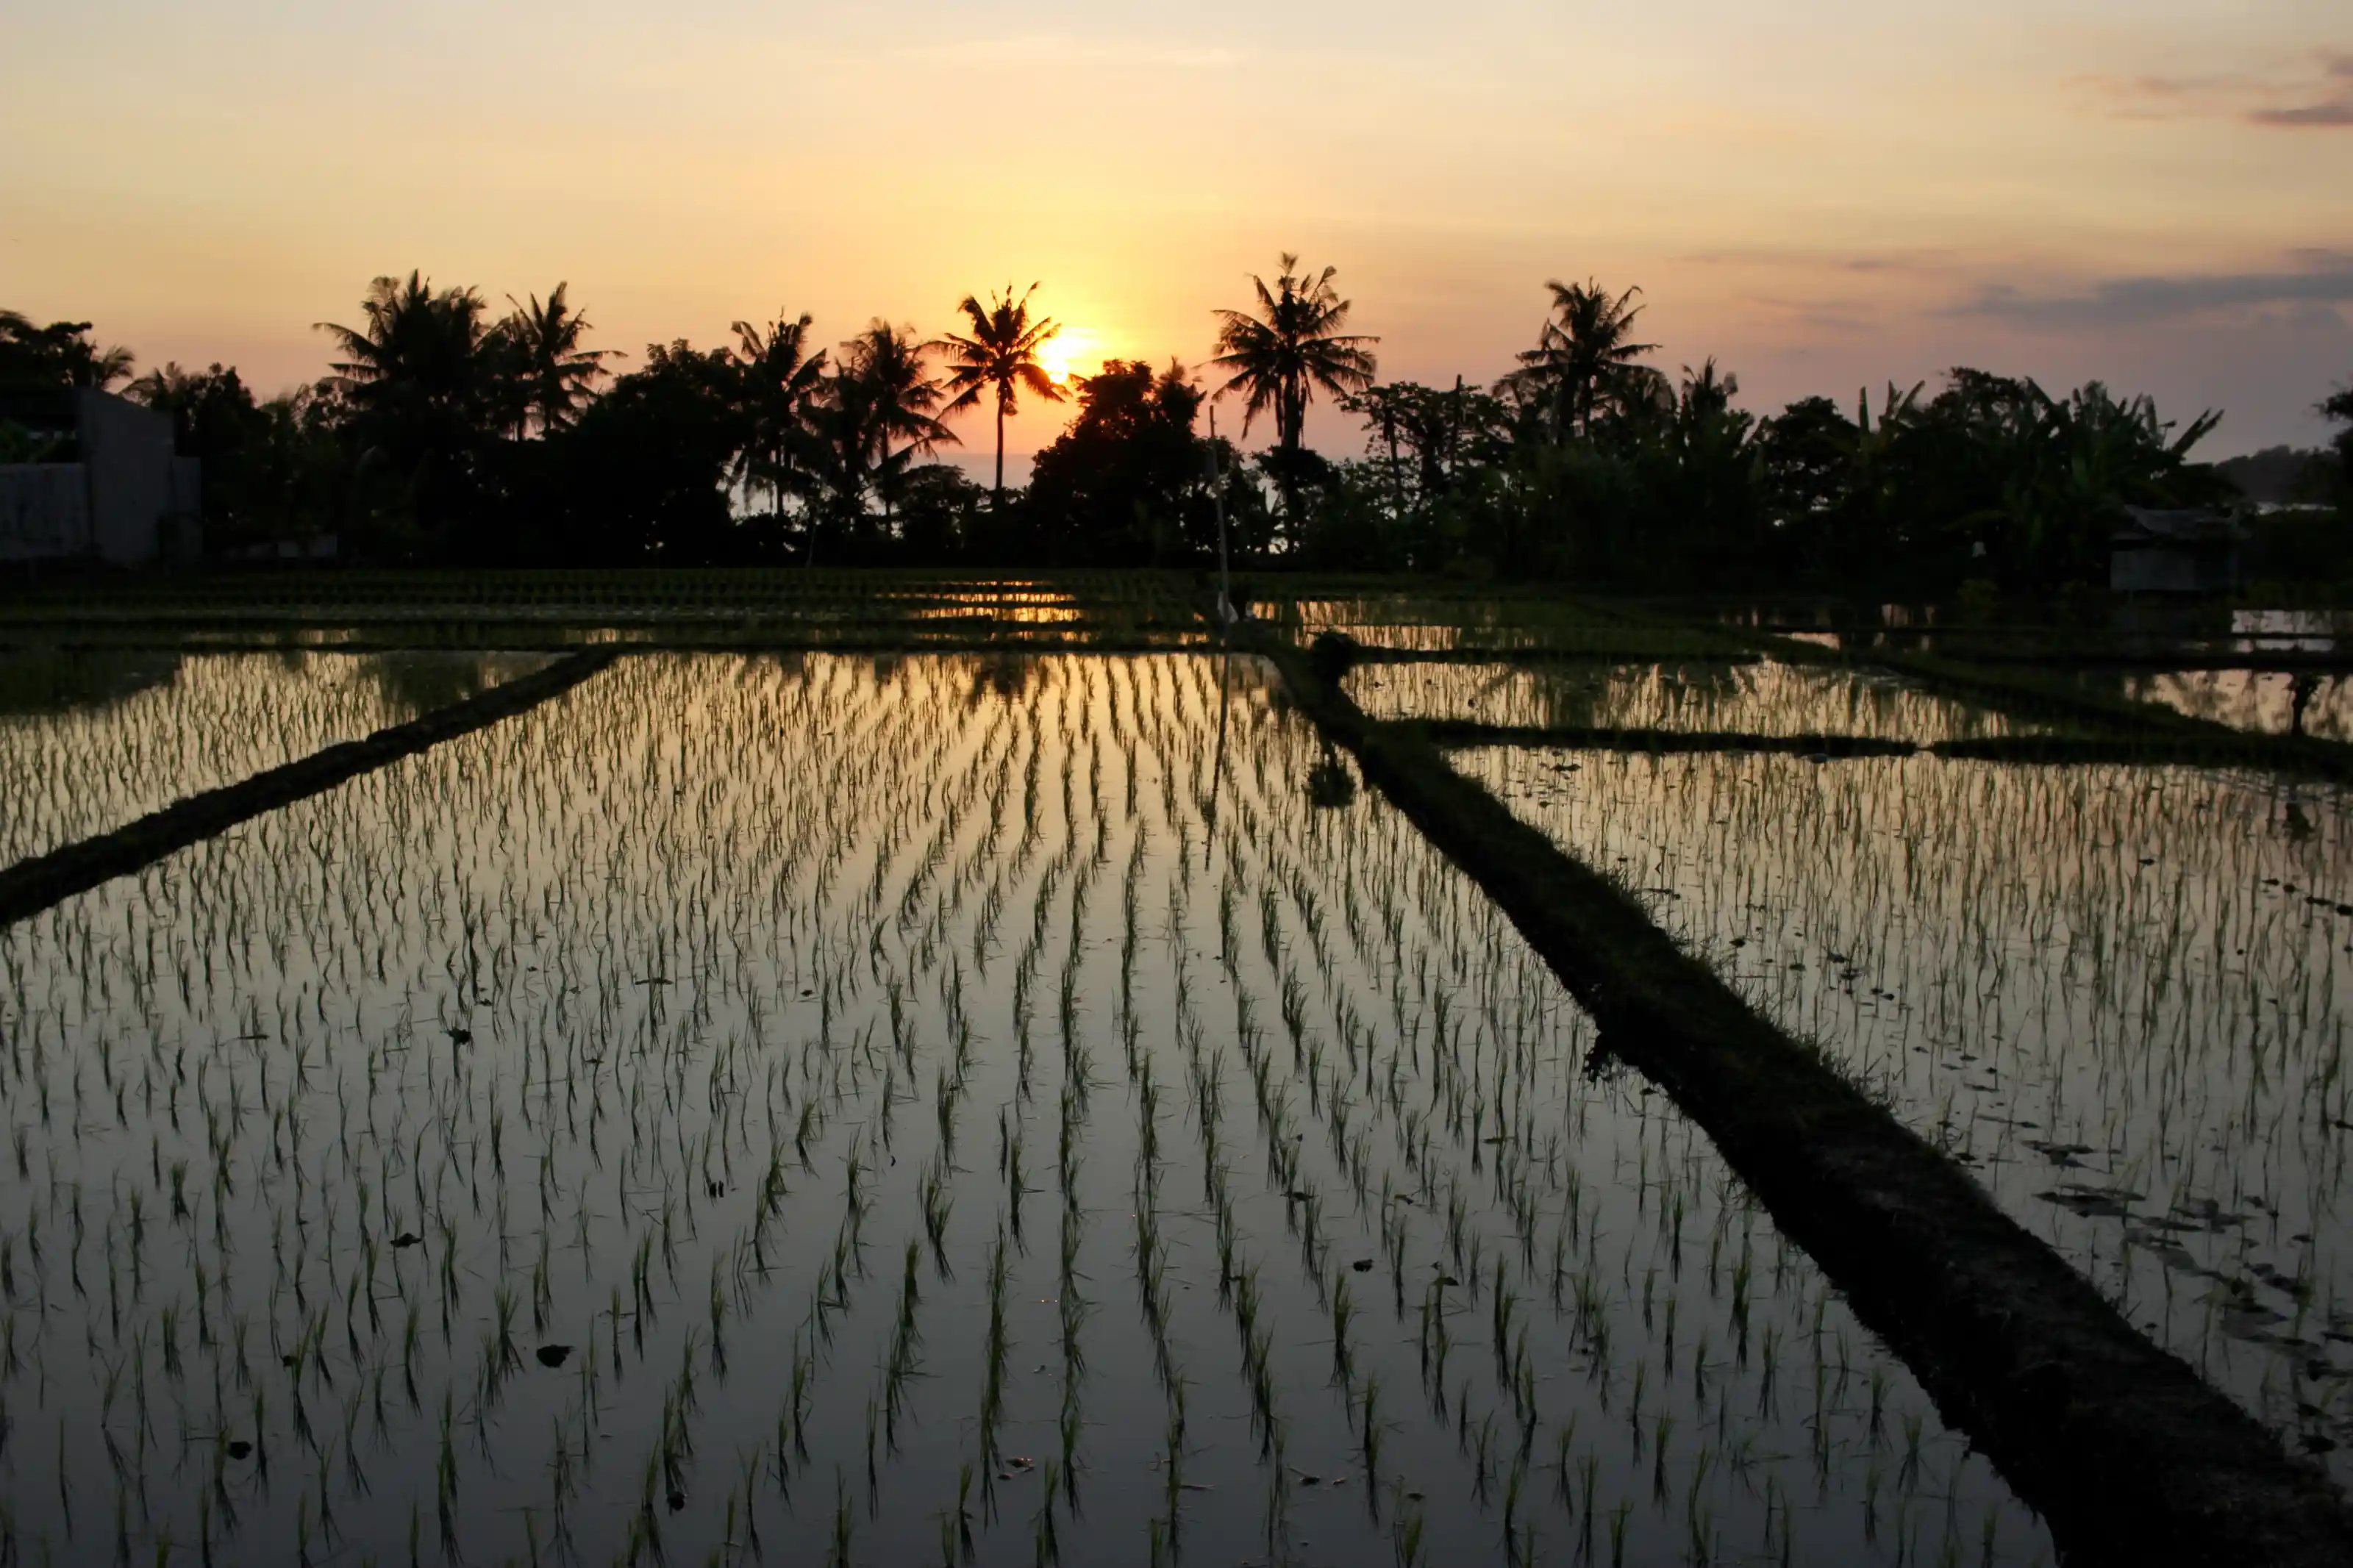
[1209,254,1378,454]
[504,283,619,435]
[1510,279,1661,440]
[929,284,1064,505]
[730,311,830,515]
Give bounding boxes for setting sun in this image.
[1040,325,1100,387]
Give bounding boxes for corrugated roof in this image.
[2113,506,2246,544]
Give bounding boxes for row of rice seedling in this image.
[0,648,2049,1563]
[1466,732,2353,1478]
[0,650,552,864]
[1346,657,2035,744]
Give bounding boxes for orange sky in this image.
[6,1,2350,459]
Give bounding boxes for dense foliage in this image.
[7,270,2346,591]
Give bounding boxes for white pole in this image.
[1208,406,1234,629]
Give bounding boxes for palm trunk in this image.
[994,400,1006,508]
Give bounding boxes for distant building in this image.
[2109,506,2245,595]
[0,389,201,568]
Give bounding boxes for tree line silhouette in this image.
[4,262,2348,590]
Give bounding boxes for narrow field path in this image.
[1563,595,2353,777]
[1248,626,2353,1567]
[1820,642,2353,780]
[0,648,618,928]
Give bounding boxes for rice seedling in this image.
[1457,672,2353,1465]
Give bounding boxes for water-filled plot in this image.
[1466,739,2353,1477]
[0,648,553,862]
[2080,668,2353,742]
[0,653,2049,1564]
[1346,657,2034,742]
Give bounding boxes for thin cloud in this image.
[2085,51,2353,129]
[1954,261,2353,329]
[2250,99,2353,127]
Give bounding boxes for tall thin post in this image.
[1208,406,1233,630]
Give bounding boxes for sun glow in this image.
[1038,325,1100,387]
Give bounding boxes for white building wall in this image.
[76,389,174,566]
[0,464,92,561]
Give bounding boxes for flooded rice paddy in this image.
[0,651,552,863]
[2083,670,2353,742]
[0,651,2052,1565]
[1465,739,2353,1478]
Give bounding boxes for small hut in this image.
[2109,506,2245,595]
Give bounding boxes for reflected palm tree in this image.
[1510,279,1659,440]
[931,284,1065,507]
[1209,254,1378,456]
[503,284,620,435]
[967,651,1035,705]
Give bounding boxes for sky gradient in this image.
[5,1,2349,462]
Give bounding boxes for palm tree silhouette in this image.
[1208,254,1378,455]
[504,284,619,435]
[319,273,493,416]
[840,321,957,523]
[931,284,1065,506]
[1510,279,1658,440]
[804,323,960,543]
[729,311,829,518]
[843,322,956,465]
[318,271,501,468]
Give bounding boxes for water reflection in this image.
[0,653,2049,1564]
[0,649,554,862]
[1347,657,2029,741]
[1472,739,2353,1475]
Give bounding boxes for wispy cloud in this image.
[2248,99,2353,128]
[2087,50,2353,129]
[1954,257,2353,329]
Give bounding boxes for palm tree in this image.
[930,284,1065,506]
[125,362,201,409]
[804,323,960,540]
[839,321,957,522]
[1510,279,1659,440]
[729,311,829,518]
[318,272,496,434]
[843,322,955,459]
[317,273,504,534]
[1208,254,1378,455]
[503,284,619,435]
